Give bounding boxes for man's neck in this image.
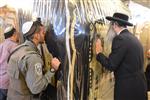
[32,38,39,46]
[10,36,17,43]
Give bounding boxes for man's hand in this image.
[51,57,61,71]
[147,49,150,59]
[96,39,103,54]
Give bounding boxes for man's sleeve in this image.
[96,36,127,71]
[25,54,55,94]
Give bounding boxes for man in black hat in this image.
[145,49,150,91]
[96,12,147,100]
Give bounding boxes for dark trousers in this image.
[0,89,7,100]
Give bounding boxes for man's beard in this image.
[39,40,45,44]
[39,35,45,44]
[106,24,117,44]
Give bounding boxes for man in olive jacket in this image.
[7,20,60,100]
[96,12,147,100]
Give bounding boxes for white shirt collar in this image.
[117,28,126,35]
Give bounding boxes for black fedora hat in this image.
[106,12,133,26]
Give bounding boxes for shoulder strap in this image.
[7,44,28,63]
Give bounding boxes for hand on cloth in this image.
[51,57,61,71]
[95,39,103,54]
[147,49,150,59]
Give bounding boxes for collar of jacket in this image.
[117,28,127,35]
[24,40,40,54]
[119,29,129,35]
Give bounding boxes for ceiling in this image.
[122,0,150,8]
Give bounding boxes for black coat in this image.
[145,62,150,91]
[96,29,147,100]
